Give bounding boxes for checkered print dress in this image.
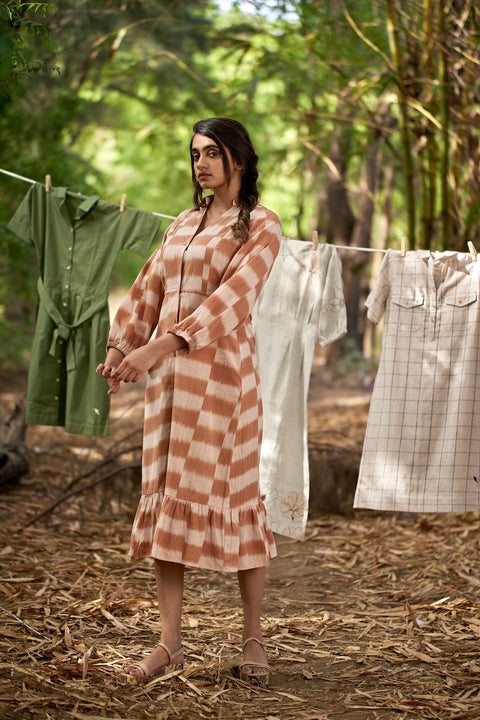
[355,249,480,513]
[108,198,281,571]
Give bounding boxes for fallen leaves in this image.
[1,380,480,719]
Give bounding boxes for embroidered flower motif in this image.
[281,525,305,540]
[280,491,307,521]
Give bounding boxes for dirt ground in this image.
[1,364,480,720]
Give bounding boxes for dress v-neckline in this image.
[193,198,237,238]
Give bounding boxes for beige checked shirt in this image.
[354,249,480,512]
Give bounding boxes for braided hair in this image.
[190,118,259,244]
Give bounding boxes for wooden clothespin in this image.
[45,174,52,192]
[400,237,407,258]
[120,193,127,212]
[312,230,318,251]
[468,241,477,262]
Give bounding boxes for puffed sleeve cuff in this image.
[106,339,130,356]
[167,330,191,353]
[168,326,203,352]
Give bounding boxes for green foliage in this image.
[0,1,59,99]
[0,1,60,367]
[335,336,377,377]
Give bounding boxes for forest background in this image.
[0,0,479,369]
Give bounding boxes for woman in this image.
[97,117,282,684]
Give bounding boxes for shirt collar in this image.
[51,186,100,218]
[76,194,100,217]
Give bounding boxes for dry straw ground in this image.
[1,369,480,720]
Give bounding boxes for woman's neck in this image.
[211,171,241,210]
[211,189,239,211]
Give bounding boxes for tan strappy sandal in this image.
[123,642,184,680]
[238,637,270,685]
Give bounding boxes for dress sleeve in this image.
[317,246,347,346]
[117,207,163,257]
[107,243,166,356]
[365,250,392,324]
[7,184,38,244]
[170,208,282,352]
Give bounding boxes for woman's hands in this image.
[96,334,187,394]
[109,344,159,385]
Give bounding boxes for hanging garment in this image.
[108,197,282,572]
[252,240,347,539]
[354,249,480,512]
[8,183,161,436]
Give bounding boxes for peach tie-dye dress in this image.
[108,197,281,571]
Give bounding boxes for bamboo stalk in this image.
[423,0,436,250]
[386,0,416,250]
[450,0,478,248]
[438,0,450,250]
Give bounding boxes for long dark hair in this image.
[190,117,259,243]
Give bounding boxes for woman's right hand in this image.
[96,347,125,395]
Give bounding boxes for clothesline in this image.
[0,166,387,253]
[331,245,387,254]
[292,240,387,254]
[0,167,176,221]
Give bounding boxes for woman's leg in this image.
[125,559,185,676]
[237,566,269,675]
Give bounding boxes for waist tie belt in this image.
[37,278,108,371]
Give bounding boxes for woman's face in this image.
[191,133,241,192]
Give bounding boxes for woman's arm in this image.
[110,332,187,386]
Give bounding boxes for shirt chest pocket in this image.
[444,291,477,309]
[443,290,477,325]
[390,292,425,333]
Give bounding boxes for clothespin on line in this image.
[45,174,52,192]
[468,241,478,261]
[312,230,318,251]
[400,237,407,258]
[120,193,127,212]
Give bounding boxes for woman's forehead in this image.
[191,133,220,151]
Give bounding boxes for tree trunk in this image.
[325,98,392,351]
[0,399,29,486]
[324,136,365,349]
